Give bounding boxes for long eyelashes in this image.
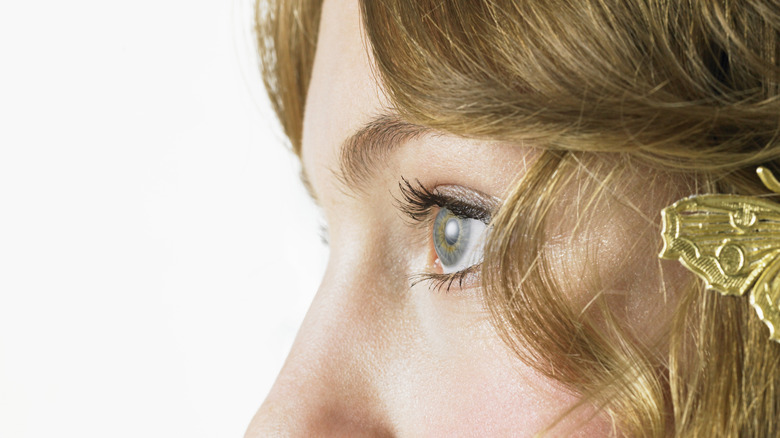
[396,177,442,223]
[396,177,490,224]
[409,265,479,293]
[395,177,490,293]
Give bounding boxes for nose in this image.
[244,264,396,437]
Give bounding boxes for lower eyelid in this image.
[412,265,482,294]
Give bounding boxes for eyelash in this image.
[396,177,488,293]
[397,178,490,224]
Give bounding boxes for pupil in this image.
[444,218,460,245]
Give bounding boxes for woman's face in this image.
[247,0,683,435]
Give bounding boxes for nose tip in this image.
[245,274,396,438]
[245,346,395,438]
[246,387,395,438]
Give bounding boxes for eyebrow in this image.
[299,113,430,203]
[335,113,430,194]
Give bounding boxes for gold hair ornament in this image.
[660,167,780,342]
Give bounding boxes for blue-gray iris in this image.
[433,208,472,268]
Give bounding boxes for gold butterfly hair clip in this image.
[660,167,780,342]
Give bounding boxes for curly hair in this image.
[256,1,780,435]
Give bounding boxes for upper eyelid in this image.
[439,198,491,223]
[435,185,500,220]
[395,177,495,224]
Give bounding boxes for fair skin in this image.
[247,0,685,435]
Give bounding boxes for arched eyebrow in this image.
[299,113,430,203]
[335,113,430,194]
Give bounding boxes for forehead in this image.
[301,0,389,194]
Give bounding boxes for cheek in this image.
[386,292,614,436]
[545,177,689,342]
[412,363,613,437]
[591,213,676,338]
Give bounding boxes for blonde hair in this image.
[256,0,780,436]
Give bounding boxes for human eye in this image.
[396,178,492,292]
[432,207,488,274]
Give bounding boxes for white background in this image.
[0,1,327,436]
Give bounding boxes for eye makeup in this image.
[396,178,497,292]
[396,178,495,224]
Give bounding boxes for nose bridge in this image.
[247,254,395,437]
